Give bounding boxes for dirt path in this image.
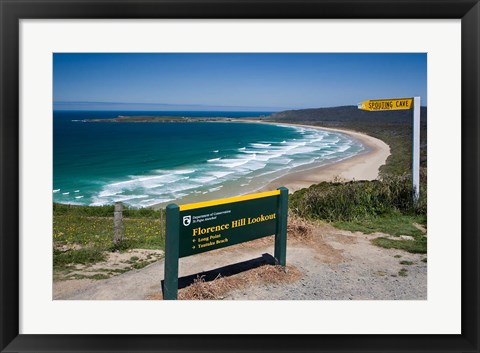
[54,219,427,300]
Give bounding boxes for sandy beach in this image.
[258,122,391,193]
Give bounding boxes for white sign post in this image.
[358,96,421,202]
[412,97,421,201]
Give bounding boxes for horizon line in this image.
[53,101,290,111]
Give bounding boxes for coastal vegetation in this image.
[289,177,427,253]
[268,105,427,253]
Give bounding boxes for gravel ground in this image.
[225,231,427,300]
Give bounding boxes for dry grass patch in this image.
[148,264,302,300]
[178,264,302,300]
[288,214,346,263]
[287,212,314,242]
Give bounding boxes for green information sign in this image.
[163,187,288,300]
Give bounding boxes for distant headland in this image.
[82,115,242,123]
[81,105,427,125]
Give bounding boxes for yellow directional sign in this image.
[357,98,413,111]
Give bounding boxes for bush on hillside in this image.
[289,175,426,222]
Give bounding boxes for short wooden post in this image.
[113,202,124,245]
[160,208,164,237]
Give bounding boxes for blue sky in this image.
[53,53,427,111]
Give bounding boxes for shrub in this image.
[290,175,426,222]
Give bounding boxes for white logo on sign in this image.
[182,215,191,226]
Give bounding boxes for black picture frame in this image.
[1,1,479,352]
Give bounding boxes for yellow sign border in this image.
[358,97,413,111]
[179,189,281,211]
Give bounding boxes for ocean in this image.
[53,110,365,208]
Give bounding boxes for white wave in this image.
[285,146,319,155]
[291,157,317,168]
[238,147,246,151]
[53,189,60,193]
[255,153,282,162]
[236,160,267,172]
[270,157,293,165]
[174,192,189,198]
[319,150,336,157]
[212,150,219,153]
[97,172,193,205]
[98,190,123,198]
[75,196,84,199]
[310,137,325,143]
[241,149,268,154]
[250,143,271,148]
[136,198,173,207]
[190,176,217,183]
[324,138,341,144]
[173,169,196,175]
[214,157,253,169]
[109,174,184,188]
[74,190,80,193]
[112,195,150,203]
[337,144,352,153]
[283,141,306,148]
[207,158,221,162]
[208,171,234,178]
[256,166,291,178]
[62,192,69,195]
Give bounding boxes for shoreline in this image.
[55,120,391,209]
[255,122,391,193]
[150,121,390,208]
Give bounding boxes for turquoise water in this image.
[53,111,364,207]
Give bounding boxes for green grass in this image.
[131,260,157,270]
[53,204,166,271]
[53,248,106,267]
[53,203,163,219]
[372,236,427,254]
[68,273,111,280]
[398,268,409,277]
[53,212,165,250]
[334,212,427,254]
[333,212,426,237]
[399,260,414,265]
